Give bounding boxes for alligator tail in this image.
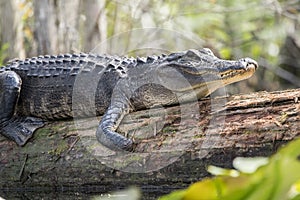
[96,124,133,151]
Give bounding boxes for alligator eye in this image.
[202,48,215,56]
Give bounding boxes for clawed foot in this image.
[0,116,45,146]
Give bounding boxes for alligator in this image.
[0,48,258,151]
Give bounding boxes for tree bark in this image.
[0,89,299,197]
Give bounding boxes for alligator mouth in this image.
[159,57,258,96]
[220,60,258,85]
[177,58,258,95]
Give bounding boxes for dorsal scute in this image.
[1,51,171,78]
[146,55,157,62]
[166,52,184,61]
[136,56,146,64]
[183,48,216,60]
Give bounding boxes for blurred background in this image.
[0,0,299,94]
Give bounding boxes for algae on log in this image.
[0,89,299,195]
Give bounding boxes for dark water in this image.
[0,186,179,200]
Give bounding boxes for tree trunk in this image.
[33,0,53,55]
[0,0,25,60]
[0,89,299,198]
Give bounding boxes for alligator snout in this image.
[239,58,259,70]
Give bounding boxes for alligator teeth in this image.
[220,71,240,78]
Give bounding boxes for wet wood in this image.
[0,89,299,197]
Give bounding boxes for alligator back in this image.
[1,53,134,120]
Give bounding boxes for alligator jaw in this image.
[194,57,258,97]
[220,57,258,85]
[169,56,258,97]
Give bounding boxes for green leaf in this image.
[0,43,9,66]
[232,157,269,173]
[158,190,186,200]
[159,138,300,200]
[219,47,232,59]
[289,179,300,200]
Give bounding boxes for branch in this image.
[0,89,299,197]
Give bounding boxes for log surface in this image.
[0,89,299,198]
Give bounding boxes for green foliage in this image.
[101,0,299,90]
[0,43,9,66]
[159,138,300,200]
[1,0,298,90]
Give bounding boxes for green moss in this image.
[35,128,53,138]
[112,154,146,169]
[48,141,69,157]
[243,130,252,134]
[193,134,203,139]
[280,112,288,124]
[162,126,177,133]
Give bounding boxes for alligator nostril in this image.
[240,58,258,70]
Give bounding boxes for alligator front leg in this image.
[96,90,134,151]
[0,71,44,145]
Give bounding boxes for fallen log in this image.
[0,89,299,198]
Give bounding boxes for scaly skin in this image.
[0,49,258,151]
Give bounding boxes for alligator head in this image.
[157,48,258,99]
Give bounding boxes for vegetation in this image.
[0,43,9,66]
[91,138,300,199]
[159,138,300,200]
